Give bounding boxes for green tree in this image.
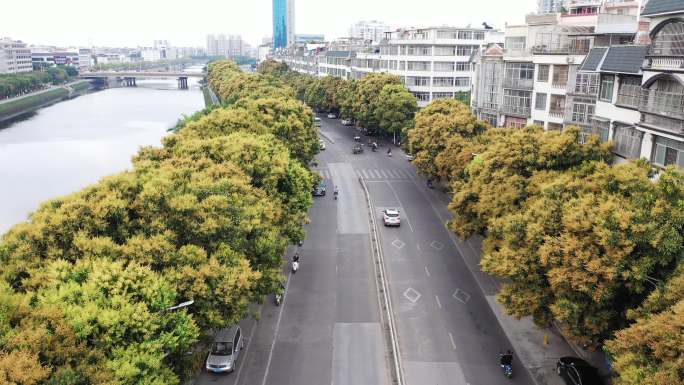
[374,84,417,141]
[407,99,488,182]
[352,73,402,133]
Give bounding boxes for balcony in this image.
[503,77,534,90]
[549,109,565,119]
[645,57,684,71]
[502,104,531,117]
[641,89,684,120]
[640,113,684,135]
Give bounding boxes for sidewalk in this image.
[421,186,610,385]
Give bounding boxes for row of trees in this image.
[0,60,319,384]
[0,67,74,100]
[258,60,418,140]
[406,99,684,385]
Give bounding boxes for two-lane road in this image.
[319,116,534,385]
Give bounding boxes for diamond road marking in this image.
[404,287,422,303]
[452,289,471,304]
[430,241,444,251]
[392,239,405,250]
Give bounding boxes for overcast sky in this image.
[2,0,536,48]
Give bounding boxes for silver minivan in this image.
[206,325,245,373]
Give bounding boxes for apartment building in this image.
[472,0,640,129]
[0,38,33,74]
[636,0,684,168]
[349,20,391,43]
[279,26,502,107]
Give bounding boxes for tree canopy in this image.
[0,60,317,384]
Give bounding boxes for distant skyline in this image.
[2,0,536,48]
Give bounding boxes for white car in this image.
[319,139,326,150]
[327,113,338,119]
[314,117,322,127]
[382,209,401,227]
[341,119,353,126]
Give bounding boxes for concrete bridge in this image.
[79,71,205,89]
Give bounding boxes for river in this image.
[0,70,205,233]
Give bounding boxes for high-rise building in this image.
[273,0,295,49]
[349,20,391,43]
[0,38,33,74]
[206,34,247,57]
[537,0,568,14]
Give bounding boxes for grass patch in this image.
[0,87,69,118]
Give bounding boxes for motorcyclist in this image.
[333,185,339,199]
[293,252,300,263]
[500,350,513,367]
[387,148,392,156]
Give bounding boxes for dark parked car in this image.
[556,357,603,385]
[313,182,326,196]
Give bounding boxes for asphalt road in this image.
[196,116,389,385]
[196,114,534,385]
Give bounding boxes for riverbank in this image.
[0,80,92,123]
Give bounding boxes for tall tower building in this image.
[537,0,568,14]
[273,0,295,50]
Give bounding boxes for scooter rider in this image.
[500,350,513,367]
[333,185,339,199]
[387,148,392,157]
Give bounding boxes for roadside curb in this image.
[359,177,404,385]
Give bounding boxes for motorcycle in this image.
[427,180,434,189]
[499,353,513,379]
[292,260,299,273]
[274,293,282,306]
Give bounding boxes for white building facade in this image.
[0,38,33,74]
[279,26,502,107]
[349,20,391,43]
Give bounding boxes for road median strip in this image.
[359,177,404,385]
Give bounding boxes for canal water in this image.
[0,70,205,233]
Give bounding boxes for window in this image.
[613,124,643,159]
[455,62,471,71]
[574,73,600,95]
[434,61,455,71]
[505,36,527,51]
[505,62,535,80]
[535,93,547,110]
[456,45,478,56]
[455,77,470,87]
[571,97,595,124]
[552,65,568,87]
[437,30,457,39]
[406,61,431,71]
[599,75,615,102]
[505,116,527,128]
[537,65,550,82]
[406,76,430,86]
[433,92,454,100]
[548,122,564,131]
[435,46,456,56]
[650,20,684,56]
[433,77,454,87]
[589,118,610,142]
[653,136,684,168]
[480,113,498,126]
[413,92,430,102]
[549,95,565,118]
[503,89,532,115]
[616,76,641,108]
[533,120,545,127]
[473,31,485,40]
[458,31,473,40]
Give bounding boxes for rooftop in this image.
[579,45,648,74]
[641,0,684,17]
